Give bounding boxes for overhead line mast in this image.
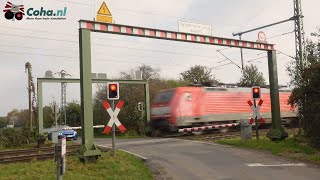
[233,0,306,71]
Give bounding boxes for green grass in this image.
[216,137,320,165]
[0,151,153,180]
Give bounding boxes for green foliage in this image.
[217,137,320,164]
[0,127,37,149]
[0,151,153,179]
[288,28,320,146]
[238,64,266,87]
[43,106,53,128]
[180,65,219,85]
[0,117,7,128]
[66,101,81,127]
[6,109,28,127]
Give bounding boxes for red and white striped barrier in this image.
[178,123,239,133]
[102,100,126,134]
[247,99,265,124]
[62,125,105,130]
[79,20,274,51]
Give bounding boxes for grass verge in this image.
[216,137,320,165]
[0,151,153,180]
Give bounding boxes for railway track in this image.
[0,144,80,164]
[190,128,299,141]
[176,128,300,141]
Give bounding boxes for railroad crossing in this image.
[78,19,287,160]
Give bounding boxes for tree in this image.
[43,106,54,128]
[66,101,81,127]
[0,117,7,128]
[238,64,266,87]
[180,65,219,85]
[6,109,28,127]
[288,28,320,146]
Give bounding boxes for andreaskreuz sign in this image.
[178,21,212,36]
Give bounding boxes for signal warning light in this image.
[252,86,261,99]
[107,82,119,100]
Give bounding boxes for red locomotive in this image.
[149,86,296,133]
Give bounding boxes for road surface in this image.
[95,138,320,180]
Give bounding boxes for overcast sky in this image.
[0,0,319,116]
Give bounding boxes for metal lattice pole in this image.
[293,0,306,134]
[294,0,307,70]
[55,70,71,126]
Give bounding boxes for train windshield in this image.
[154,90,175,103]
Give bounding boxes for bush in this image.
[0,127,37,149]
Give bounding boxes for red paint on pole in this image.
[100,24,107,31]
[258,99,263,106]
[247,100,253,107]
[116,100,124,109]
[103,126,112,134]
[249,118,254,124]
[118,124,126,132]
[114,26,120,32]
[149,30,155,36]
[86,22,93,29]
[103,101,111,110]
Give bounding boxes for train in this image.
[148,86,297,134]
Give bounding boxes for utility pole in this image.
[55,70,71,126]
[25,62,33,131]
[293,0,306,134]
[50,103,60,128]
[293,0,306,70]
[239,35,244,70]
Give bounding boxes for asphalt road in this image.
[94,138,320,180]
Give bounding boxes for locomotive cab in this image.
[150,89,176,131]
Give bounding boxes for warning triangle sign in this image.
[97,2,112,16]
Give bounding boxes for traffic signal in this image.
[107,82,119,100]
[252,86,261,99]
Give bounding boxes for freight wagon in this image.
[149,86,296,133]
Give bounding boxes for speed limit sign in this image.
[258,31,267,42]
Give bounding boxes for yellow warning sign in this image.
[97,2,112,16]
[96,14,112,23]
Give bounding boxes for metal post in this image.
[78,28,101,161]
[37,82,43,134]
[267,50,288,140]
[56,136,62,180]
[239,35,244,70]
[145,82,150,123]
[26,64,33,131]
[112,100,116,157]
[294,0,306,69]
[254,99,259,140]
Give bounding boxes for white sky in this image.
[0,0,319,116]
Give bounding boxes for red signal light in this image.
[110,84,117,91]
[107,82,120,100]
[252,86,261,99]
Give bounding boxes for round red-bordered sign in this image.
[258,31,266,42]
